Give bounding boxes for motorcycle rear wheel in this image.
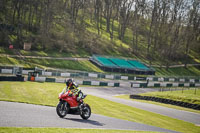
[80,104,91,120]
[56,102,69,118]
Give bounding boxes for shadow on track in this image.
[64,118,105,126]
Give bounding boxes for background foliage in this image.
[0,0,200,68]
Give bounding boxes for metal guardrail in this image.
[0,66,200,84]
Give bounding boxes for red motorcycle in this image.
[56,90,91,120]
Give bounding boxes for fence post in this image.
[182,88,183,93]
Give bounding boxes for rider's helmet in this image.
[66,78,73,87]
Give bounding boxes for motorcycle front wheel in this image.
[80,104,91,120]
[56,102,69,118]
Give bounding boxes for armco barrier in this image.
[131,82,200,88]
[0,76,24,81]
[1,69,12,74]
[22,70,34,75]
[52,72,61,76]
[98,74,105,78]
[91,81,100,86]
[114,83,120,87]
[130,95,200,110]
[26,77,120,87]
[61,73,70,77]
[1,67,199,84]
[147,77,200,83]
[100,82,108,86]
[55,78,65,83]
[35,77,46,82]
[0,75,120,87]
[88,73,98,78]
[83,81,91,85]
[46,78,56,82]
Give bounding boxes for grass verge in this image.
[155,66,200,76]
[1,56,200,77]
[139,89,200,105]
[115,94,200,114]
[0,127,158,133]
[0,56,103,73]
[0,81,200,133]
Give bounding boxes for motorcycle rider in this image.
[60,78,83,102]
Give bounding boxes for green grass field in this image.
[0,81,200,133]
[139,89,200,104]
[155,66,200,76]
[1,55,200,76]
[0,47,90,57]
[116,94,200,114]
[0,127,158,133]
[0,56,103,72]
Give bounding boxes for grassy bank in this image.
[0,47,90,57]
[1,55,200,76]
[0,127,157,133]
[0,56,103,72]
[0,81,200,133]
[116,94,200,114]
[140,89,200,105]
[155,66,200,76]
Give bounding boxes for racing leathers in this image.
[60,82,83,102]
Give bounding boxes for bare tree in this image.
[184,0,200,68]
[118,0,134,41]
[94,0,102,35]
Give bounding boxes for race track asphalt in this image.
[81,87,200,125]
[0,101,178,133]
[1,85,200,132]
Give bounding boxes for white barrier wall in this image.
[190,79,195,83]
[121,76,128,80]
[132,84,140,87]
[35,77,46,82]
[160,83,167,87]
[55,78,65,83]
[172,83,179,87]
[184,83,190,87]
[91,81,100,86]
[196,84,200,87]
[147,77,153,81]
[1,69,12,74]
[147,82,155,87]
[76,80,83,85]
[61,73,70,77]
[105,75,114,79]
[44,72,52,76]
[180,79,185,82]
[108,82,114,86]
[158,78,164,82]
[22,70,34,75]
[88,73,98,78]
[169,78,175,82]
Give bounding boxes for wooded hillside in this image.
[0,0,200,68]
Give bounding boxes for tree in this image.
[118,0,133,41]
[131,0,146,54]
[184,0,200,68]
[94,0,102,35]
